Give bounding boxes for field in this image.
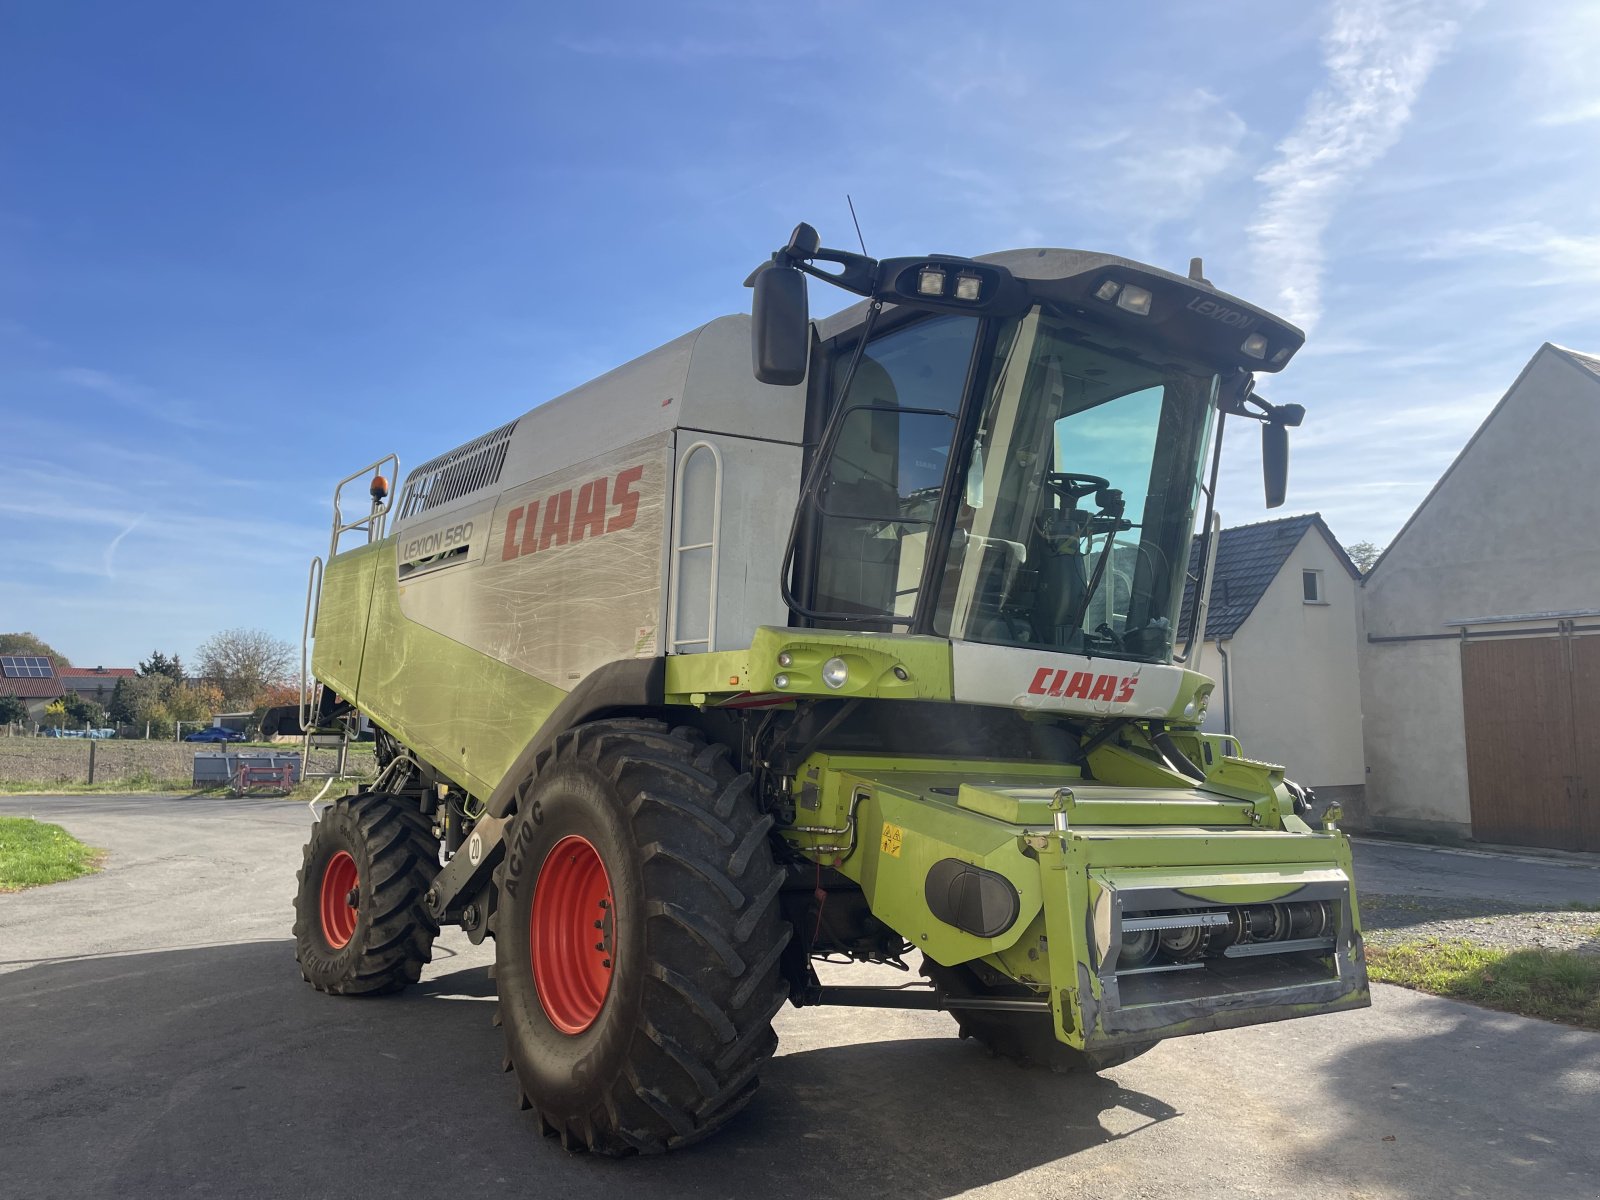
[0,736,374,791]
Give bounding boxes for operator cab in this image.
[805,307,1213,663]
[753,224,1307,671]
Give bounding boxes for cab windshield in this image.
[933,310,1216,661]
[806,307,1216,664]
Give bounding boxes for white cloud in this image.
[56,366,219,432]
[102,515,145,580]
[1249,0,1478,330]
[1101,89,1249,228]
[555,34,813,63]
[1419,222,1600,284]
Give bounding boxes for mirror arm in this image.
[792,249,879,297]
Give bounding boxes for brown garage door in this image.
[1461,635,1600,851]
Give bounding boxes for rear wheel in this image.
[494,719,791,1155]
[925,959,1156,1072]
[293,791,439,995]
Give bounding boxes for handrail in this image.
[669,440,723,653]
[299,555,323,734]
[329,453,399,560]
[1187,512,1222,674]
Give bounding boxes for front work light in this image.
[822,657,849,689]
[1241,333,1269,360]
[1094,279,1121,302]
[918,267,947,296]
[954,272,982,301]
[1116,285,1153,316]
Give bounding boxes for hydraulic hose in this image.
[1149,723,1205,782]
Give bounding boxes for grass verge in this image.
[1368,938,1600,1031]
[0,816,104,891]
[0,776,193,795]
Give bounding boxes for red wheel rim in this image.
[530,835,615,1035]
[319,850,360,949]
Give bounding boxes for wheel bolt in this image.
[601,959,611,968]
[345,887,359,908]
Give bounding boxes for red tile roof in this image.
[57,667,135,678]
[0,676,66,699]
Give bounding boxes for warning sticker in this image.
[879,822,904,858]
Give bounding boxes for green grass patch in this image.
[1566,900,1600,913]
[0,816,103,891]
[1368,939,1600,1031]
[0,777,193,795]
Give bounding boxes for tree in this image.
[1344,541,1383,575]
[138,651,186,681]
[0,633,70,669]
[119,675,175,734]
[0,694,28,726]
[195,628,295,711]
[63,694,105,728]
[40,697,70,730]
[106,678,134,724]
[168,681,223,726]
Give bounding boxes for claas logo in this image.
[1027,667,1137,704]
[501,466,645,561]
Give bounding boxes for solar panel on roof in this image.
[0,655,53,678]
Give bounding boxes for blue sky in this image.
[3,0,1598,666]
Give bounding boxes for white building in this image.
[1360,343,1600,851]
[1181,514,1366,806]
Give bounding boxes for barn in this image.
[1360,343,1600,850]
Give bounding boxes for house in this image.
[1360,343,1600,851]
[1179,514,1365,807]
[57,666,135,706]
[0,655,67,722]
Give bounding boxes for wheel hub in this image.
[319,850,360,949]
[530,835,615,1035]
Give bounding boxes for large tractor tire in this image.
[293,791,439,995]
[924,959,1155,1073]
[493,719,791,1155]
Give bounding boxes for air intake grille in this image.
[396,419,518,519]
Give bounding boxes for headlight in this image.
[822,657,849,689]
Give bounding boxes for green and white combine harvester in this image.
[293,223,1369,1154]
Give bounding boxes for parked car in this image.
[184,727,247,743]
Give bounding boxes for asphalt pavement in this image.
[1353,835,1600,907]
[2,794,1597,1199]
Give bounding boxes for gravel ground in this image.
[1362,892,1600,955]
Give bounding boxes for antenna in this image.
[846,194,868,257]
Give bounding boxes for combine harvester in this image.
[293,223,1369,1154]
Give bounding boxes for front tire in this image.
[494,719,791,1155]
[293,792,439,995]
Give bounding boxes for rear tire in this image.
[293,792,439,995]
[925,959,1155,1072]
[494,719,791,1155]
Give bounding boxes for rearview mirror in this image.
[751,264,809,386]
[1263,420,1289,509]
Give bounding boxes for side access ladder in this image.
[299,454,399,800]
